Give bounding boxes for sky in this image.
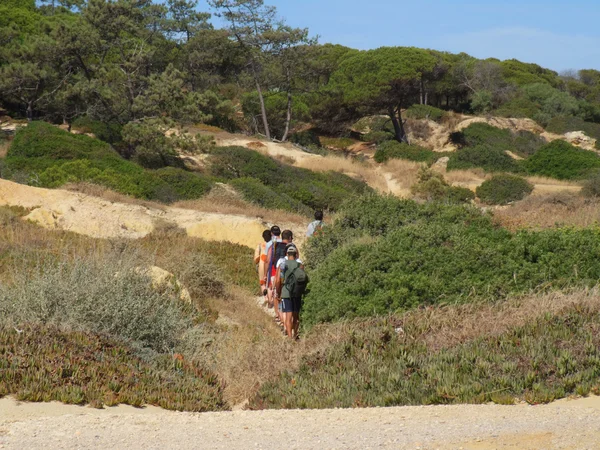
[200,0,600,72]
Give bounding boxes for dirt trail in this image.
[0,179,270,248]
[1,396,600,449]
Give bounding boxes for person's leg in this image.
[282,299,293,338]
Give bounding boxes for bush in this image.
[447,145,521,173]
[581,173,600,198]
[71,117,123,145]
[476,174,534,205]
[362,131,394,144]
[319,136,355,150]
[512,130,546,157]
[411,167,475,204]
[289,130,322,148]
[9,121,116,161]
[210,146,371,211]
[229,177,311,215]
[451,123,512,149]
[153,167,212,200]
[405,104,446,122]
[5,122,213,203]
[301,194,600,327]
[0,256,195,352]
[524,140,600,180]
[374,141,442,164]
[546,116,600,144]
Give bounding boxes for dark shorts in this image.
[281,297,301,313]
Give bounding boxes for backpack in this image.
[273,241,289,263]
[284,260,309,298]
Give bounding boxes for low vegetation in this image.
[252,296,600,409]
[4,122,213,203]
[476,174,534,205]
[524,140,600,180]
[374,141,445,164]
[411,168,475,204]
[302,194,600,327]
[0,325,225,411]
[405,104,446,122]
[210,146,371,212]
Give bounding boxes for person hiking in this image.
[275,244,308,339]
[264,225,282,314]
[306,210,325,238]
[268,229,296,325]
[253,229,271,297]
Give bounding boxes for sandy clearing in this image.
[1,396,600,449]
[0,179,271,248]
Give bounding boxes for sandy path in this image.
[0,179,269,248]
[1,397,600,449]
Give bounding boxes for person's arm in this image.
[253,244,261,265]
[275,265,282,298]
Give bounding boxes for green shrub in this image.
[71,117,123,145]
[229,177,311,215]
[512,130,546,157]
[451,123,512,149]
[153,167,212,200]
[374,141,442,164]
[210,146,370,211]
[362,131,394,144]
[524,140,600,180]
[9,121,117,161]
[546,116,600,143]
[405,104,446,122]
[476,174,534,205]
[447,145,521,173]
[6,122,213,203]
[289,130,322,148]
[411,167,475,204]
[301,194,600,327]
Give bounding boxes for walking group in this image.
[253,211,325,339]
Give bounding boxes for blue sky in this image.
[201,0,600,72]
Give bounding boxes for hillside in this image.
[5,1,600,448]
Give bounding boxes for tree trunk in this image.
[420,78,424,105]
[26,101,33,122]
[251,61,271,140]
[388,106,407,143]
[281,68,293,142]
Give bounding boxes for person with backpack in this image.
[275,244,308,339]
[264,226,282,311]
[267,229,296,324]
[253,229,271,298]
[306,210,325,238]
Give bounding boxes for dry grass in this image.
[383,158,423,192]
[444,168,488,185]
[493,192,600,230]
[297,154,389,193]
[399,289,600,352]
[62,182,168,211]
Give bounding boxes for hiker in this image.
[264,225,282,312]
[306,210,325,238]
[275,244,308,339]
[267,229,296,324]
[253,229,271,296]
